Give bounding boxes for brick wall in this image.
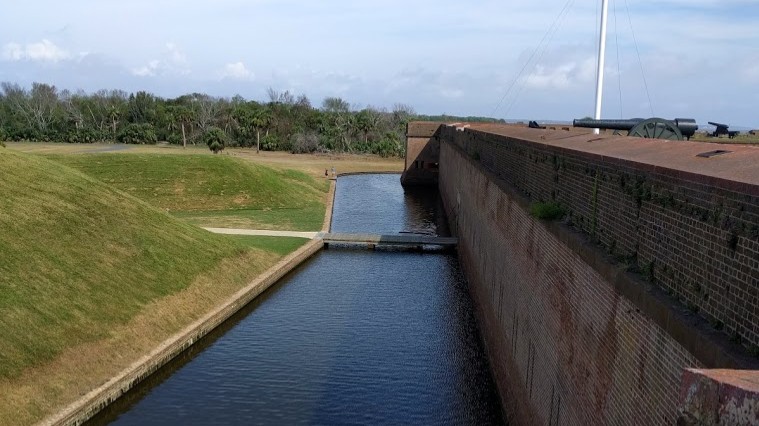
[400,122,443,186]
[439,140,704,424]
[441,125,759,352]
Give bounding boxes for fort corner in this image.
[404,120,759,424]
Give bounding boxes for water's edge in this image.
[72,174,504,425]
[42,177,338,425]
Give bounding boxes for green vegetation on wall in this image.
[530,202,565,220]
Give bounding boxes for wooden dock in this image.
[319,233,457,248]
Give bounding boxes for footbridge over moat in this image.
[402,121,759,425]
[319,232,457,250]
[205,228,458,250]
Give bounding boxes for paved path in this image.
[203,228,319,239]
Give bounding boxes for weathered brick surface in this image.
[440,141,704,425]
[441,125,759,351]
[678,369,759,424]
[401,126,442,186]
[406,121,446,138]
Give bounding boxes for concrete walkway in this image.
[203,227,319,239]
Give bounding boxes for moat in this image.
[89,174,504,425]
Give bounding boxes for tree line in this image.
[0,83,426,156]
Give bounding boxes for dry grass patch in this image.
[0,249,280,426]
[228,149,403,178]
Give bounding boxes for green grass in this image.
[45,153,329,230]
[530,201,565,220]
[230,235,309,256]
[0,150,276,379]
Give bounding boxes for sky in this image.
[1,0,758,127]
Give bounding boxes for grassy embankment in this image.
[690,133,759,145]
[0,150,320,424]
[46,153,331,231]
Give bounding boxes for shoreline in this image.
[41,180,339,426]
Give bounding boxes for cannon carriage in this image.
[707,121,740,139]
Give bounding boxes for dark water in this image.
[90,174,503,425]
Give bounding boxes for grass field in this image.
[231,235,310,255]
[690,132,759,145]
[0,149,309,424]
[7,141,403,230]
[45,153,330,231]
[9,141,405,179]
[0,143,402,424]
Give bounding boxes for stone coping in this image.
[456,124,759,195]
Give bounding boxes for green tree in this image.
[117,123,157,144]
[204,126,227,154]
[231,102,258,149]
[321,97,353,152]
[166,104,194,147]
[127,91,157,124]
[251,107,272,153]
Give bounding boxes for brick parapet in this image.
[439,141,705,424]
[678,369,759,424]
[440,125,759,351]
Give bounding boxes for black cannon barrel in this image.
[573,117,698,138]
[572,118,642,130]
[707,121,729,128]
[674,118,698,138]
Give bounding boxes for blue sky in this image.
[2,0,758,127]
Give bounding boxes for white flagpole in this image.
[593,0,609,135]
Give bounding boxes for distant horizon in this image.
[3,0,758,128]
[3,78,756,131]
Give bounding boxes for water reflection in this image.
[89,174,503,425]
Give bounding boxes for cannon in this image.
[572,117,698,141]
[707,121,740,139]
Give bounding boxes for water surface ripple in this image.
[93,174,503,425]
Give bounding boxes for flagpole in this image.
[593,0,609,134]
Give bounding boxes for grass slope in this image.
[47,153,329,230]
[0,150,281,379]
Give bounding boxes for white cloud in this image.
[1,1,757,126]
[2,43,23,60]
[219,62,253,80]
[132,60,160,77]
[165,42,187,66]
[525,57,596,90]
[2,39,70,63]
[131,43,190,77]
